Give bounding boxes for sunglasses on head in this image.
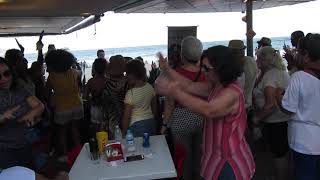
[0,70,12,80]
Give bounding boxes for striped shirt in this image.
[201,82,255,180]
[124,83,155,125]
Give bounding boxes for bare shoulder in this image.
[221,86,240,99]
[220,87,240,110]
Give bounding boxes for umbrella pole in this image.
[246,0,253,57]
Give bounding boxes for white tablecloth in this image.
[69,135,177,180]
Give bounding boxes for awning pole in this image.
[246,0,253,57]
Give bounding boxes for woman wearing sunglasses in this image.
[155,46,255,180]
[0,58,44,169]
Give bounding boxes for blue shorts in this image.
[293,150,320,180]
[129,118,156,137]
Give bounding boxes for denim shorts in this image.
[54,106,84,125]
[129,118,156,137]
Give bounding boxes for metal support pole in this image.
[246,0,253,57]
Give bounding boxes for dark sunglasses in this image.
[201,64,213,72]
[0,70,12,80]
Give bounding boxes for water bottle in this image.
[126,129,135,152]
[115,125,122,143]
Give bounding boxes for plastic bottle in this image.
[115,125,122,143]
[126,129,135,152]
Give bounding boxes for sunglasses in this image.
[0,70,12,80]
[201,64,214,72]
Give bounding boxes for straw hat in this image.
[257,37,272,46]
[228,40,246,50]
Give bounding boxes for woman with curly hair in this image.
[45,49,83,161]
[101,55,128,139]
[253,46,290,180]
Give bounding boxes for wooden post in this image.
[246,0,253,57]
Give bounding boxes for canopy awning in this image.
[114,0,314,13]
[0,0,314,37]
[0,0,129,36]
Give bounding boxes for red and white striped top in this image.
[200,82,255,180]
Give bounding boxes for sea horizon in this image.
[24,36,291,66]
[22,35,291,81]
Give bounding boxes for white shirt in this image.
[253,68,290,123]
[282,71,320,155]
[0,166,35,180]
[238,56,258,108]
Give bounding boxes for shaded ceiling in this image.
[114,0,314,13]
[0,0,315,36]
[0,0,129,36]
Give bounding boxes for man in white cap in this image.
[228,40,258,110]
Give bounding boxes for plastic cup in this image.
[96,131,108,154]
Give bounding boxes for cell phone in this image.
[124,154,144,162]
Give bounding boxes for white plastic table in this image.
[69,135,177,180]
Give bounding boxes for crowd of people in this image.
[0,31,319,180]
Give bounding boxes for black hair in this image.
[201,45,243,87]
[125,60,147,81]
[299,33,320,62]
[124,57,133,63]
[291,31,305,40]
[4,49,24,67]
[135,56,144,63]
[45,49,76,72]
[93,58,107,75]
[0,57,18,90]
[97,49,104,56]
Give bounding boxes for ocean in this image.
[24,36,291,80]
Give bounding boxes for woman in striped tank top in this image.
[156,46,255,180]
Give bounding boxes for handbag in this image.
[169,107,203,140]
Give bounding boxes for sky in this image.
[0,0,320,54]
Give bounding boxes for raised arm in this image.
[36,41,44,63]
[15,38,25,55]
[36,30,45,63]
[156,79,239,119]
[174,87,238,119]
[157,52,211,97]
[166,67,211,97]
